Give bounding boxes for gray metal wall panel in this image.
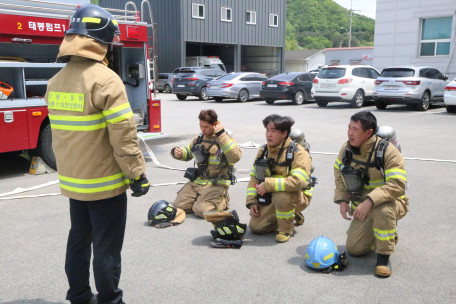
[100,0,182,73]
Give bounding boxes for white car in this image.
[444,78,456,113]
[311,65,380,108]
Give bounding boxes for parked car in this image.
[173,69,225,101]
[443,78,456,113]
[156,73,174,93]
[206,72,268,102]
[311,65,380,108]
[260,72,315,105]
[309,69,320,76]
[373,66,448,111]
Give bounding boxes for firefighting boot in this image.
[294,212,304,226]
[71,295,98,304]
[276,232,291,243]
[375,254,392,277]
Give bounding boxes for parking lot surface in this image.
[1,94,455,304]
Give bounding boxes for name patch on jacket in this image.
[48,92,84,112]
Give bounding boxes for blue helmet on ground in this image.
[305,236,348,273]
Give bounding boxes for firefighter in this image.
[171,109,242,217]
[334,111,409,277]
[247,115,312,243]
[44,4,149,304]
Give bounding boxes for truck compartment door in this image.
[0,109,29,153]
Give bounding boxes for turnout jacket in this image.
[174,130,241,187]
[334,135,407,208]
[246,137,312,208]
[45,34,145,201]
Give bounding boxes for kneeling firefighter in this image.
[246,115,312,243]
[170,109,242,218]
[203,210,247,248]
[334,111,409,277]
[148,200,186,228]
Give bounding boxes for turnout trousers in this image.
[249,192,309,235]
[65,192,127,304]
[173,181,229,218]
[347,196,409,256]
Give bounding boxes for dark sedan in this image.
[260,72,315,105]
[173,69,225,101]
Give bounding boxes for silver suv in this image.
[373,66,448,111]
[156,73,174,93]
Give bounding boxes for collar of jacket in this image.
[347,135,378,155]
[267,137,292,154]
[203,132,217,141]
[57,34,108,63]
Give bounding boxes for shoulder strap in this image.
[257,144,268,160]
[194,133,204,145]
[375,138,389,176]
[286,141,299,169]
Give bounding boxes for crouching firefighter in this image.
[170,109,242,217]
[247,115,312,243]
[334,111,409,277]
[203,210,247,248]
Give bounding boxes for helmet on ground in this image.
[148,200,185,227]
[204,210,247,241]
[0,82,13,99]
[66,4,120,44]
[305,236,348,273]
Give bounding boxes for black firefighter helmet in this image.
[148,200,186,228]
[66,4,120,44]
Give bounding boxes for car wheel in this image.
[35,122,57,170]
[316,101,328,107]
[265,99,275,104]
[238,89,249,102]
[214,97,224,102]
[164,85,172,93]
[446,105,456,113]
[198,87,208,101]
[176,94,187,101]
[416,91,430,111]
[351,90,365,108]
[375,101,387,110]
[292,91,305,105]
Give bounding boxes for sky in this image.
[333,0,377,19]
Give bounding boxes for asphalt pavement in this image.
[1,94,455,304]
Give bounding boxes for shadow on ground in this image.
[0,153,31,180]
[1,300,66,304]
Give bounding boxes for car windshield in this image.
[270,74,296,81]
[215,74,239,81]
[211,64,225,71]
[318,68,346,79]
[380,69,415,77]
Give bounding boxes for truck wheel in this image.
[316,101,328,107]
[238,89,249,102]
[351,90,364,108]
[416,91,430,111]
[164,85,172,93]
[375,101,387,110]
[292,91,305,105]
[198,87,208,101]
[265,99,275,104]
[176,94,187,100]
[36,122,57,170]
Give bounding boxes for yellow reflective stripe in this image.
[385,168,406,175]
[385,168,407,182]
[373,228,396,241]
[59,173,129,194]
[291,168,308,182]
[306,253,310,259]
[208,156,220,165]
[82,17,101,23]
[400,195,405,199]
[334,158,342,170]
[236,225,245,233]
[276,209,295,219]
[181,147,188,159]
[217,228,225,235]
[250,166,255,176]
[364,179,386,189]
[312,262,321,268]
[49,114,104,121]
[221,140,235,153]
[142,183,150,187]
[223,227,232,234]
[386,175,407,182]
[155,214,167,219]
[323,252,334,261]
[103,103,133,124]
[112,20,118,25]
[49,113,107,131]
[351,201,359,210]
[271,175,284,178]
[274,178,285,191]
[303,187,313,197]
[247,188,257,197]
[194,177,230,186]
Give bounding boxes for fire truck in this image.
[0,0,160,170]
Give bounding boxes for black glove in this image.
[154,221,180,229]
[210,238,242,249]
[130,174,150,197]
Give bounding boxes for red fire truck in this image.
[0,0,160,169]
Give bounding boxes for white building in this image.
[374,0,456,78]
[284,49,325,72]
[325,47,374,66]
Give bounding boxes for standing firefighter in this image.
[171,109,241,217]
[247,115,312,243]
[45,4,149,304]
[334,111,409,277]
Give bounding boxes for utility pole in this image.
[349,0,353,47]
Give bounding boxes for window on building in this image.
[192,3,205,19]
[269,14,278,27]
[420,17,452,56]
[246,11,256,25]
[221,7,232,22]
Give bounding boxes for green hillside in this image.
[286,0,375,50]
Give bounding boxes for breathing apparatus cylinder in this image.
[377,126,401,152]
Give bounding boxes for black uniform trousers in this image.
[65,192,127,304]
